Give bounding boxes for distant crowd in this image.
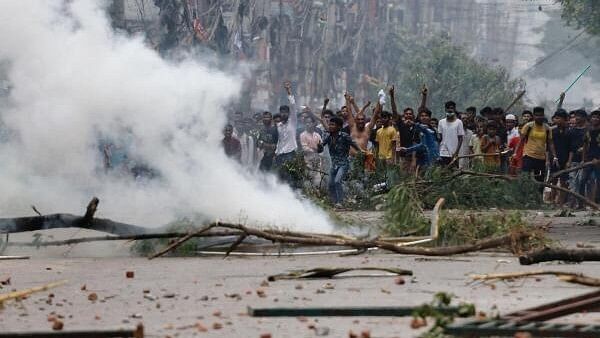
[223,83,600,209]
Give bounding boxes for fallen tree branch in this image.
[7,230,247,247]
[0,197,150,235]
[6,225,356,248]
[268,267,413,281]
[148,223,217,259]
[520,247,600,265]
[224,234,247,258]
[0,280,67,307]
[152,198,529,256]
[211,222,528,256]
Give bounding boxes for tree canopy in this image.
[383,33,524,115]
[560,0,600,35]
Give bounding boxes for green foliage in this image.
[560,0,600,35]
[385,33,524,115]
[418,168,543,210]
[382,170,548,249]
[384,184,430,236]
[412,292,476,338]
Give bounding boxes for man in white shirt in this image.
[274,82,299,186]
[438,101,464,166]
[505,114,519,145]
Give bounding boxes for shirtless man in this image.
[345,93,373,153]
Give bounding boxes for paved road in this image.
[1,212,600,337]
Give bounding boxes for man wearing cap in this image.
[506,114,519,145]
[506,114,521,175]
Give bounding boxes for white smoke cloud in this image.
[0,1,332,232]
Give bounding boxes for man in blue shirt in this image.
[399,122,440,168]
[318,116,362,208]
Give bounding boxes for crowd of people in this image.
[223,83,600,209]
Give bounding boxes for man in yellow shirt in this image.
[518,106,558,182]
[376,111,398,164]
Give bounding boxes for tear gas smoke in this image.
[0,1,332,232]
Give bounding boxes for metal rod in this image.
[0,323,143,338]
[555,65,591,103]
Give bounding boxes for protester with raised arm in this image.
[274,82,300,186]
[389,85,418,172]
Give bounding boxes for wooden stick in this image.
[0,280,67,305]
[550,159,600,179]
[471,270,583,281]
[148,223,217,259]
[537,181,600,210]
[558,274,600,287]
[455,151,510,160]
[7,230,247,247]
[504,90,526,113]
[224,234,247,258]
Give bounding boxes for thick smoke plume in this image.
[0,1,331,232]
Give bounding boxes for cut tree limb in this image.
[7,230,247,247]
[520,247,600,265]
[148,198,530,257]
[207,222,529,256]
[0,197,150,235]
[224,234,248,258]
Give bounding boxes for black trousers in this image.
[522,155,546,182]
